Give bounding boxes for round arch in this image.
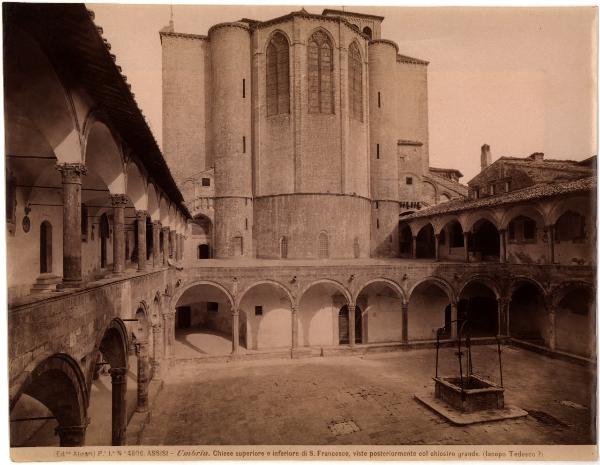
[548,197,591,226]
[10,353,88,446]
[500,203,547,230]
[237,280,295,307]
[172,280,235,310]
[299,278,352,305]
[408,277,455,304]
[458,275,501,300]
[509,276,547,298]
[84,120,125,194]
[551,280,595,307]
[435,215,466,235]
[125,161,147,211]
[97,318,129,370]
[463,210,500,232]
[147,183,160,221]
[354,278,406,304]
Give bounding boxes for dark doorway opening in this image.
[100,213,110,268]
[176,306,191,329]
[198,244,210,259]
[338,305,362,344]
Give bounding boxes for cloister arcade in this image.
[401,195,595,266]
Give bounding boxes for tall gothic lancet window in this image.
[348,42,363,121]
[266,32,290,116]
[308,31,334,114]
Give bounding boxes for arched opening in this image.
[266,32,290,116]
[238,283,293,350]
[362,26,372,39]
[440,220,464,261]
[39,221,52,274]
[10,354,87,447]
[191,214,212,260]
[399,224,412,258]
[458,281,498,337]
[298,281,349,347]
[415,224,435,259]
[99,213,110,269]
[356,281,404,344]
[145,216,153,261]
[470,219,500,261]
[86,319,129,445]
[555,286,595,358]
[318,231,329,259]
[408,281,451,341]
[173,283,239,357]
[509,281,548,346]
[338,305,362,344]
[554,210,593,265]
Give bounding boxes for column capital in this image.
[347,303,356,311]
[109,367,127,384]
[291,303,298,313]
[135,209,148,220]
[110,193,129,207]
[56,162,87,183]
[152,220,162,228]
[152,324,162,333]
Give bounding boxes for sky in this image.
[90,3,597,182]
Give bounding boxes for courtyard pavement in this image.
[140,345,595,445]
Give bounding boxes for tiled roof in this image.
[321,9,385,21]
[424,173,468,196]
[401,176,596,220]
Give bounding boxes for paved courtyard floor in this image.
[140,345,595,445]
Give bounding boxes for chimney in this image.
[530,152,544,162]
[480,144,491,171]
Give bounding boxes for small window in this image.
[255,306,263,316]
[376,218,380,229]
[280,236,288,258]
[377,91,381,108]
[406,177,413,185]
[489,184,495,195]
[242,78,246,98]
[201,178,211,187]
[242,136,246,153]
[318,231,329,259]
[505,181,510,192]
[245,218,248,230]
[376,144,380,159]
[207,302,219,313]
[375,201,379,209]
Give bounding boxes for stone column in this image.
[411,236,417,259]
[499,229,507,263]
[546,298,557,351]
[135,210,147,271]
[151,324,162,380]
[450,301,458,339]
[434,234,440,261]
[348,304,356,347]
[135,341,150,413]
[170,230,177,259]
[291,304,298,350]
[162,227,170,266]
[152,221,161,268]
[110,194,128,275]
[496,298,510,337]
[163,312,174,359]
[463,231,470,263]
[176,234,182,260]
[109,367,127,446]
[546,225,555,264]
[231,308,240,356]
[56,424,87,447]
[57,163,86,287]
[401,301,409,343]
